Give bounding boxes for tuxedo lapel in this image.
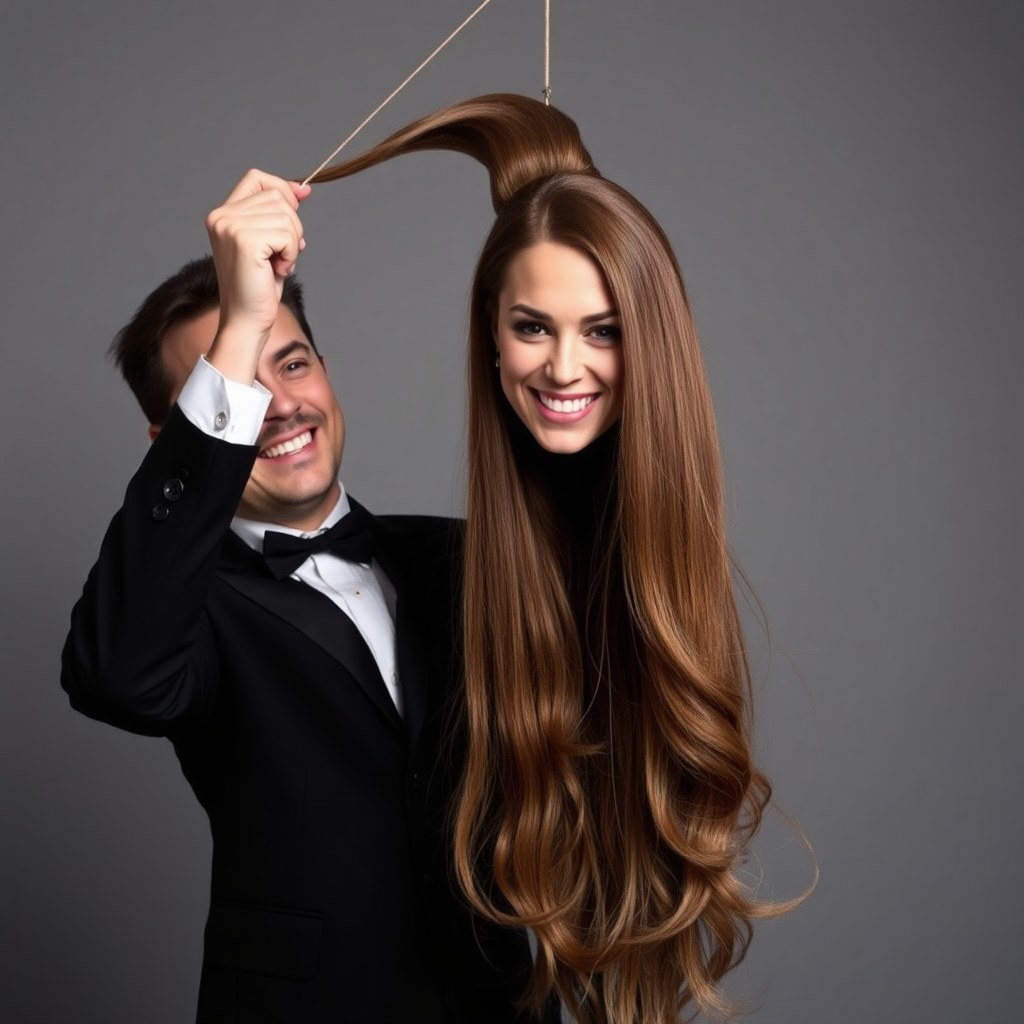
[393,591,429,748]
[369,519,429,748]
[217,532,404,735]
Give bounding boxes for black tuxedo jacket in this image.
[62,407,545,1023]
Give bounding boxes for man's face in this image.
[159,306,345,531]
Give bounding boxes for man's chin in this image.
[239,479,340,526]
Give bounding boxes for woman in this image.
[313,94,792,1024]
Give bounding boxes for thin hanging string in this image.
[543,0,551,104]
[301,0,498,186]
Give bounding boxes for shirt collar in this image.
[230,483,352,553]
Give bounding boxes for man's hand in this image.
[204,170,311,385]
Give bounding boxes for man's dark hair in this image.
[109,255,317,425]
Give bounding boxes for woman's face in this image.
[492,242,624,454]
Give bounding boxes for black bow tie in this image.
[262,504,375,580]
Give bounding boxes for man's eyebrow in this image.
[267,339,313,364]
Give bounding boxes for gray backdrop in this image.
[2,1,1021,1021]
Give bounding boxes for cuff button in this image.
[163,478,185,502]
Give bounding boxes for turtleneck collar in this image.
[507,406,620,533]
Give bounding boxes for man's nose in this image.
[260,380,300,419]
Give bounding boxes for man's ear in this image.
[148,424,161,442]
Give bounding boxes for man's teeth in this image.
[539,394,594,413]
[262,430,313,458]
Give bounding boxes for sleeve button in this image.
[163,478,185,502]
[214,411,228,431]
[151,504,170,521]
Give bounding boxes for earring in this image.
[494,353,501,368]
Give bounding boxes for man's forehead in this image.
[163,305,311,363]
[265,306,309,344]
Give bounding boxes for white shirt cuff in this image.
[176,356,271,445]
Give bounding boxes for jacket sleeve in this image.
[61,406,258,736]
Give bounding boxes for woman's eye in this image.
[513,320,547,337]
[589,324,622,343]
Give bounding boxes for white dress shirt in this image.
[176,356,403,715]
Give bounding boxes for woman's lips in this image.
[531,389,599,421]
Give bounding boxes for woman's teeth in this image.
[539,394,594,413]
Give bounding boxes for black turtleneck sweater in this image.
[507,409,622,661]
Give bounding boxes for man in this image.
[61,171,539,1022]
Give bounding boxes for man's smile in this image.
[260,429,314,459]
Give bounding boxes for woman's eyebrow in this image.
[508,303,550,319]
[507,304,619,323]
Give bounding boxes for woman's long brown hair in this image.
[313,95,794,1023]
